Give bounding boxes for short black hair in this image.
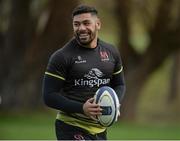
[72,4,98,17]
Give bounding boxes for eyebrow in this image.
[73,19,91,23]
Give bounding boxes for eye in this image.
[84,21,91,26]
[73,22,79,27]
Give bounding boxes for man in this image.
[42,4,125,140]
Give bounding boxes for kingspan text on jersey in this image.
[74,78,110,87]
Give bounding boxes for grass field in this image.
[1,112,180,140]
[1,56,178,140]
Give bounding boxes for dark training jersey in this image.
[43,38,125,134]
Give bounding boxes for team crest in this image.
[100,51,109,61]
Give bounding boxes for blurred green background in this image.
[0,0,180,140]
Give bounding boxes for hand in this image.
[83,98,102,120]
[115,103,121,122]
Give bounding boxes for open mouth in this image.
[78,33,89,39]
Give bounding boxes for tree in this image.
[22,0,79,108]
[115,0,180,120]
[1,0,32,109]
[0,0,79,110]
[169,51,180,102]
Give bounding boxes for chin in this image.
[78,38,91,45]
[75,36,93,46]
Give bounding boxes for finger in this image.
[87,98,94,103]
[88,104,101,109]
[90,116,98,121]
[118,110,120,116]
[89,111,102,116]
[88,107,102,112]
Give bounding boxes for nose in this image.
[78,24,86,31]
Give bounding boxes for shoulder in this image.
[53,38,75,55]
[98,39,120,56]
[49,38,76,61]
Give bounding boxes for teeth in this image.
[80,34,88,36]
[79,34,88,38]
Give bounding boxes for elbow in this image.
[123,84,126,95]
[43,92,52,107]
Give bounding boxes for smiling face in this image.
[73,13,101,48]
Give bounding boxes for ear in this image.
[96,18,101,30]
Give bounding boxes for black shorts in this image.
[55,119,107,140]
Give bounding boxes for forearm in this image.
[43,91,84,113]
[113,85,126,102]
[42,75,84,114]
[111,71,126,102]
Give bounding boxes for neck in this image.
[88,38,98,48]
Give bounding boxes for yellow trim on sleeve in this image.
[113,66,123,75]
[45,72,65,81]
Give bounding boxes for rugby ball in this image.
[94,86,120,127]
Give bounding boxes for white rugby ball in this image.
[94,86,120,127]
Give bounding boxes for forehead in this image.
[73,13,96,22]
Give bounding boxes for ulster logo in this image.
[100,51,109,61]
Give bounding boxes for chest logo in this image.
[100,51,109,61]
[74,68,110,87]
[75,56,86,64]
[84,68,103,79]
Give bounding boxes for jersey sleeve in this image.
[43,50,84,113]
[110,46,126,102]
[45,51,67,81]
[112,46,123,75]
